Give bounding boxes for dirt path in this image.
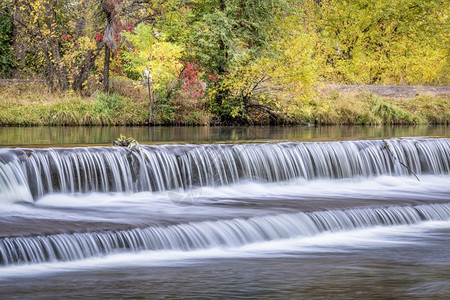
[323,84,450,98]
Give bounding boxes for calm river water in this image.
[0,126,449,299]
[1,125,448,146]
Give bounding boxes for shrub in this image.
[92,92,124,115]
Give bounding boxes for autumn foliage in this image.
[0,0,448,124]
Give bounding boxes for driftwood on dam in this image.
[113,134,141,151]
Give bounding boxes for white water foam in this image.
[1,220,448,279]
[27,175,450,210]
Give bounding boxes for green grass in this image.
[0,83,448,126]
[301,92,448,125]
[0,84,149,126]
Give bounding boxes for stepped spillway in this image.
[1,138,449,201]
[1,203,449,266]
[1,137,449,274]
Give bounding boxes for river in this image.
[0,126,449,299]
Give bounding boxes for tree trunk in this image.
[43,50,55,93]
[147,77,154,125]
[217,0,227,76]
[48,37,69,90]
[11,0,24,77]
[72,50,97,92]
[215,0,229,108]
[103,46,110,92]
[101,0,115,93]
[47,2,68,90]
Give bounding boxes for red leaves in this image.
[207,73,217,82]
[95,33,104,42]
[126,24,134,32]
[61,34,70,41]
[180,62,205,99]
[182,62,198,89]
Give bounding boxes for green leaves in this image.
[2,0,448,125]
[122,23,184,93]
[190,10,236,74]
[0,3,14,78]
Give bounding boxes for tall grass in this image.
[0,82,448,126]
[0,83,148,126]
[302,92,448,125]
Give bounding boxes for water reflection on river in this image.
[0,125,448,147]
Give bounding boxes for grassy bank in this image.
[0,82,212,126]
[0,82,448,126]
[0,83,147,126]
[300,91,450,125]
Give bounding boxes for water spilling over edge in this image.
[1,138,449,202]
[1,203,449,266]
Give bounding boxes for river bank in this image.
[1,81,449,126]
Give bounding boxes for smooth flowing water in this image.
[1,125,448,146]
[0,126,449,299]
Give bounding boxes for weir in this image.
[1,138,449,201]
[1,203,449,266]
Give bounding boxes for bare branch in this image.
[383,140,420,181]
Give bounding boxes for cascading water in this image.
[1,138,449,201]
[1,136,450,290]
[1,203,449,266]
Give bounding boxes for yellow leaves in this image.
[230,106,243,118]
[144,41,184,89]
[205,3,321,119]
[266,34,317,97]
[78,36,96,52]
[309,0,449,85]
[123,24,185,91]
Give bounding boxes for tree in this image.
[173,0,320,123]
[4,0,102,91]
[208,3,319,123]
[4,0,136,91]
[176,0,290,122]
[122,23,184,123]
[0,1,14,78]
[308,0,449,85]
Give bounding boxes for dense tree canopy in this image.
[309,0,449,85]
[0,0,448,122]
[0,1,14,78]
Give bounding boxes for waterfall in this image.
[1,203,449,266]
[0,138,449,201]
